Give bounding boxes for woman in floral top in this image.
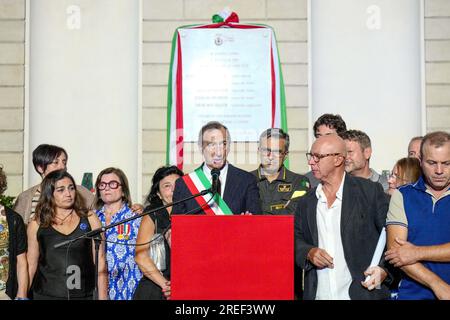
[0,166,28,300]
[94,167,142,300]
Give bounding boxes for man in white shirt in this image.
[294,135,392,300]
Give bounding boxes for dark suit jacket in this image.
[172,163,262,215]
[294,174,392,300]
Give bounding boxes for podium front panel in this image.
[171,215,294,300]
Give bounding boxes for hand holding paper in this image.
[363,227,386,286]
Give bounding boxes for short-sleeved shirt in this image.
[251,166,310,215]
[386,176,450,300]
[97,204,142,300]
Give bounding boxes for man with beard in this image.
[251,128,310,215]
[341,130,388,192]
[172,121,261,215]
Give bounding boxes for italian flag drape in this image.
[166,12,288,169]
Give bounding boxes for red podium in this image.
[171,215,294,300]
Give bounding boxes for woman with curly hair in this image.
[134,165,183,300]
[27,169,107,299]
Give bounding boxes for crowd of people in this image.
[0,114,448,300]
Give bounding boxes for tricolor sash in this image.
[182,168,233,215]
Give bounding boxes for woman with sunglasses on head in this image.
[133,165,183,300]
[27,169,107,300]
[94,167,142,300]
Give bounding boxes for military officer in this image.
[251,128,310,215]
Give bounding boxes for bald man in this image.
[294,135,393,300]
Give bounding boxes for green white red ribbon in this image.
[181,167,233,215]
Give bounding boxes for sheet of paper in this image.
[180,28,272,142]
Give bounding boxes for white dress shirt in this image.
[315,172,352,300]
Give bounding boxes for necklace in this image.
[55,209,74,225]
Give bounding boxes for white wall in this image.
[311,0,423,172]
[28,0,140,200]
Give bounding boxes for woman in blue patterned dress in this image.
[94,167,142,300]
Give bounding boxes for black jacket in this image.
[172,164,262,215]
[294,174,393,300]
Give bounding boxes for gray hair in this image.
[341,129,372,150]
[197,121,231,148]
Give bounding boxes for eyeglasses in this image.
[389,172,397,179]
[259,147,286,157]
[389,173,407,182]
[306,152,341,163]
[98,180,121,190]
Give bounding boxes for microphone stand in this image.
[54,187,213,300]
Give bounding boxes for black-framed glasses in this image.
[306,152,341,163]
[98,180,121,190]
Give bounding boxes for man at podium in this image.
[172,121,261,215]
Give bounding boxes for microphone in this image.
[211,168,221,195]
